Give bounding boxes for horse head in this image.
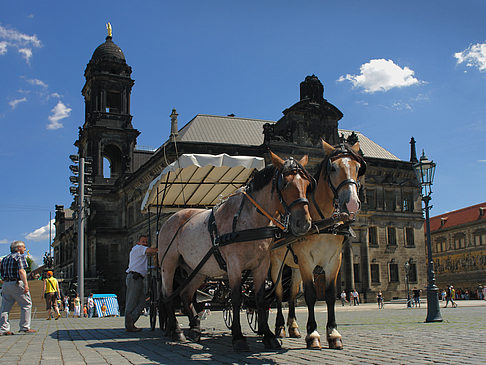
[319,139,366,220]
[270,151,312,236]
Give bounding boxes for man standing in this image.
[340,290,347,306]
[43,270,61,320]
[0,240,36,335]
[125,235,157,332]
[87,293,95,318]
[352,289,360,306]
[412,287,421,308]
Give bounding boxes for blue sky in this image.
[1,1,485,262]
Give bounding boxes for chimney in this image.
[480,207,485,217]
[410,137,418,163]
[170,108,178,141]
[440,217,448,227]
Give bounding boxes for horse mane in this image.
[248,165,276,192]
[314,142,366,180]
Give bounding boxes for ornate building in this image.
[430,202,486,294]
[53,32,427,307]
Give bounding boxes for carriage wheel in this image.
[222,304,233,329]
[246,308,258,333]
[149,276,158,331]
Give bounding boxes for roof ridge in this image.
[432,202,486,219]
[197,114,276,123]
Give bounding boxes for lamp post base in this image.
[425,285,443,323]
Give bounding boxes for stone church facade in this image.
[53,33,427,307]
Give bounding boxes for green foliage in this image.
[26,256,37,274]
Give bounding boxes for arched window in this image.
[102,144,123,179]
[103,157,111,178]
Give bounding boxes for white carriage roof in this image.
[141,153,265,213]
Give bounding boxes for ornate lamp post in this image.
[404,260,411,308]
[413,150,442,322]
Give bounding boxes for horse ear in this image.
[269,151,284,169]
[350,142,361,154]
[299,155,308,167]
[321,139,335,156]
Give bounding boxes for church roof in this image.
[91,36,126,62]
[176,114,400,161]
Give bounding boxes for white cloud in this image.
[9,97,27,109]
[479,160,486,163]
[18,48,32,63]
[0,25,41,63]
[27,14,34,19]
[26,78,47,88]
[0,25,41,47]
[47,100,71,130]
[455,42,486,72]
[50,92,61,98]
[338,59,421,93]
[0,41,7,55]
[25,219,55,242]
[391,101,413,111]
[0,239,8,244]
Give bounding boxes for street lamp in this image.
[404,260,411,308]
[413,150,443,322]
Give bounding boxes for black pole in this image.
[423,196,443,322]
[406,267,411,308]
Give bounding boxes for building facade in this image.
[430,202,486,297]
[53,33,428,307]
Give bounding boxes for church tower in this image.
[78,25,140,182]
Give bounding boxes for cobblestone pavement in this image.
[0,300,485,364]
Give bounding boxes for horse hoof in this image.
[188,329,201,342]
[328,338,343,350]
[275,326,286,338]
[305,331,321,350]
[263,336,282,350]
[288,327,302,338]
[171,331,186,342]
[233,339,250,352]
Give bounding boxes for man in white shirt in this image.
[125,235,157,332]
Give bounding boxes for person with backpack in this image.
[43,271,61,320]
[445,285,457,308]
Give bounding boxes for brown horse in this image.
[270,140,365,349]
[158,152,313,351]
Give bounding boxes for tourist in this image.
[73,293,81,318]
[0,240,36,334]
[43,270,61,320]
[87,293,95,318]
[340,290,347,306]
[352,289,360,306]
[63,296,70,318]
[445,285,457,308]
[412,287,421,308]
[377,291,384,309]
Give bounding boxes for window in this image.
[353,263,361,283]
[366,190,376,210]
[403,192,413,212]
[384,190,396,211]
[409,263,417,283]
[387,227,397,246]
[370,264,380,283]
[389,263,399,282]
[405,228,415,247]
[368,227,378,246]
[474,231,486,246]
[106,91,121,113]
[453,234,465,250]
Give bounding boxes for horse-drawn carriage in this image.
[140,141,365,351]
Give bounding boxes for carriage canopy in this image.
[141,153,265,213]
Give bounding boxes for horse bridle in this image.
[273,157,313,229]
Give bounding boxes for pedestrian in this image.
[83,304,88,318]
[482,285,486,301]
[352,289,360,306]
[73,293,81,318]
[445,285,457,308]
[377,291,384,309]
[412,287,421,308]
[340,290,347,306]
[43,270,61,320]
[63,296,70,318]
[87,293,95,318]
[125,235,157,332]
[0,240,36,334]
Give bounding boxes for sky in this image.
[1,1,485,262]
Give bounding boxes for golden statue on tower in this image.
[106,22,112,37]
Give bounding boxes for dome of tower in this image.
[91,36,126,62]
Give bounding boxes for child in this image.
[83,304,88,318]
[63,296,70,318]
[101,302,107,317]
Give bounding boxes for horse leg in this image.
[254,263,281,350]
[161,257,186,342]
[324,280,343,350]
[299,262,320,349]
[270,258,286,338]
[180,275,205,343]
[287,268,302,338]
[228,271,248,352]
